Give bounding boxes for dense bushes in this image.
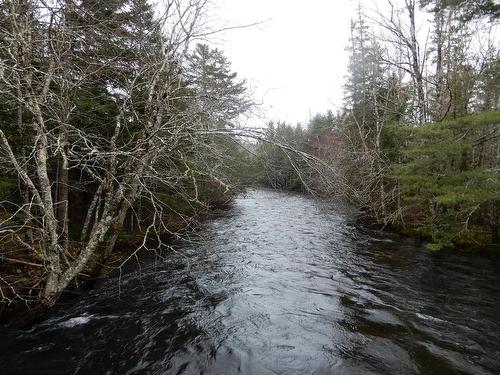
[385,112,499,249]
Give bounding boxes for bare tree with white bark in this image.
[0,0,254,306]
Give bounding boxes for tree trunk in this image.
[407,0,426,124]
[56,128,69,251]
[104,201,131,258]
[434,7,445,120]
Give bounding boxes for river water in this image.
[1,189,500,374]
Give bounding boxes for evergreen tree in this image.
[187,44,250,129]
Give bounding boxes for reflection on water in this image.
[1,189,500,374]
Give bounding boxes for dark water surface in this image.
[1,189,500,374]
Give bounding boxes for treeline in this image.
[0,0,252,307]
[256,0,499,250]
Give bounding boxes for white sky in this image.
[210,0,358,126]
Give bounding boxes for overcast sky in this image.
[210,0,358,126]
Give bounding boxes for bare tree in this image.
[371,0,429,124]
[0,0,254,306]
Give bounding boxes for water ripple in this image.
[1,189,500,374]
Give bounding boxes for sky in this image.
[209,0,358,126]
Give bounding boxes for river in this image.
[1,189,500,374]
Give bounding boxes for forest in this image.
[0,0,498,314]
[256,1,499,251]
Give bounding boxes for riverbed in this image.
[1,189,499,374]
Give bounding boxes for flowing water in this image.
[1,189,500,374]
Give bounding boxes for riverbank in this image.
[269,186,498,254]
[353,213,500,255]
[0,192,236,326]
